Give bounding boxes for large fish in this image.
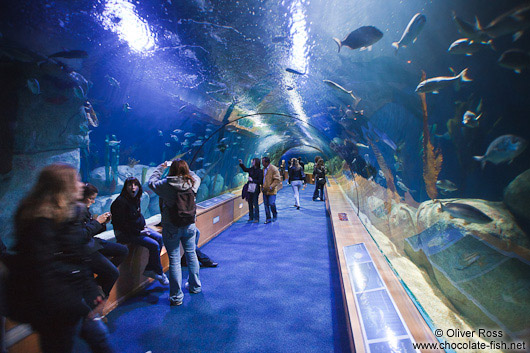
[483,4,530,41]
[452,12,489,42]
[323,80,362,108]
[498,49,530,74]
[333,26,383,52]
[415,68,472,94]
[437,201,493,224]
[48,49,88,59]
[27,78,40,95]
[392,13,426,54]
[448,38,494,56]
[473,134,527,169]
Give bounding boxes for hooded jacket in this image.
[148,164,201,226]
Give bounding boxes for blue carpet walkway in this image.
[78,183,350,353]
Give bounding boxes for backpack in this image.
[167,188,196,227]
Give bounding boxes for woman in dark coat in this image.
[313,158,326,201]
[6,164,112,353]
[238,158,263,223]
[110,177,168,285]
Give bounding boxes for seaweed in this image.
[419,71,443,200]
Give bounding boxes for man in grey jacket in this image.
[148,159,202,306]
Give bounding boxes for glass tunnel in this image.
[1,0,529,352]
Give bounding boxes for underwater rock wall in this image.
[504,168,530,225]
[0,63,89,247]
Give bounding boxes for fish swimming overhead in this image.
[483,4,530,41]
[498,49,530,73]
[333,26,383,52]
[437,201,493,224]
[184,132,196,138]
[392,13,426,54]
[323,80,362,108]
[448,38,495,56]
[462,110,482,128]
[415,68,472,94]
[48,49,88,59]
[473,134,527,169]
[452,12,489,42]
[285,68,305,75]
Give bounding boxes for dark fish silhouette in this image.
[48,50,88,59]
[285,68,306,75]
[498,49,530,73]
[333,26,383,52]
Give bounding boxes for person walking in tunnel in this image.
[313,157,327,201]
[279,159,286,181]
[111,177,169,286]
[288,158,306,210]
[149,159,201,306]
[5,164,113,353]
[261,156,282,223]
[239,158,263,223]
[81,183,129,297]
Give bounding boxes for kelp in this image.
[419,71,443,200]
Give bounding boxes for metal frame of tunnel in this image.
[190,112,335,165]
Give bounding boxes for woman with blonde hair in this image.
[6,163,112,353]
[288,158,305,210]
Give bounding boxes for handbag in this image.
[247,182,257,193]
[242,182,249,200]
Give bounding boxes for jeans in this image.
[247,191,260,221]
[291,180,303,207]
[129,228,163,275]
[163,223,201,302]
[313,183,324,201]
[90,240,128,296]
[79,316,114,353]
[263,194,277,220]
[181,229,214,266]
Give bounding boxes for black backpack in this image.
[167,188,196,227]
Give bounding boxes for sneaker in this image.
[185,282,201,294]
[296,206,300,210]
[264,219,272,224]
[169,298,182,306]
[272,217,277,222]
[143,270,169,285]
[158,273,169,286]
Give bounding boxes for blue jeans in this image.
[247,191,260,221]
[291,180,303,207]
[263,194,277,220]
[129,228,163,275]
[162,223,201,302]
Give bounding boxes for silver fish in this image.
[105,75,120,88]
[462,110,482,128]
[173,129,183,133]
[184,132,196,138]
[192,140,202,147]
[158,130,163,136]
[448,38,494,56]
[498,49,530,74]
[73,86,86,100]
[397,181,414,193]
[165,142,171,147]
[438,201,493,223]
[195,157,204,162]
[27,78,40,95]
[392,13,426,54]
[415,68,472,94]
[473,134,527,169]
[333,26,383,52]
[436,179,458,194]
[483,4,530,41]
[323,80,361,108]
[170,134,178,142]
[452,12,489,42]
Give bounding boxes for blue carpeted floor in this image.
[77,183,350,353]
